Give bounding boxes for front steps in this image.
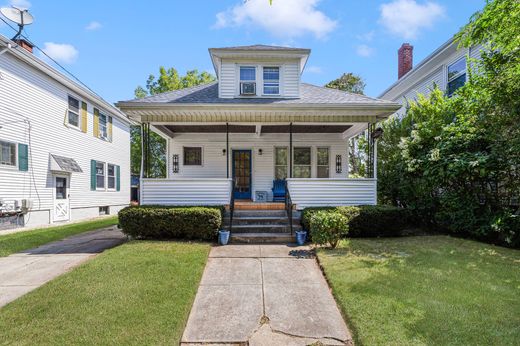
[224,207,302,244]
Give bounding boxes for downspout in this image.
[289,122,293,178]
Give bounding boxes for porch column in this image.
[289,122,293,178]
[226,122,230,178]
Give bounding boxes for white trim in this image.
[0,139,17,169]
[106,163,116,191]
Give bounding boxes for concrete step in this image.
[230,232,295,244]
[234,202,285,210]
[230,224,302,234]
[229,216,295,225]
[225,210,302,218]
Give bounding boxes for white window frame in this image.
[107,163,116,191]
[183,146,203,166]
[446,57,467,97]
[98,112,111,141]
[67,95,81,130]
[95,161,106,190]
[239,66,257,96]
[293,147,312,178]
[0,139,17,168]
[274,146,288,180]
[316,147,330,178]
[262,66,280,96]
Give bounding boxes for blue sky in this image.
[0,0,485,103]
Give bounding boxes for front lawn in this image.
[0,216,118,257]
[0,241,209,344]
[318,236,520,346]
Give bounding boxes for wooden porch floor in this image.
[232,200,285,210]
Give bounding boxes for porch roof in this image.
[116,82,400,123]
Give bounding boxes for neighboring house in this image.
[379,38,483,116]
[117,45,400,211]
[0,35,131,229]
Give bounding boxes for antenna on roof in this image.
[0,6,34,40]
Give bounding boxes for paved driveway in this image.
[0,226,126,308]
[182,244,352,346]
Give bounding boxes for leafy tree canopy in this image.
[324,73,365,95]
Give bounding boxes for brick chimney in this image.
[398,43,413,79]
[14,39,33,54]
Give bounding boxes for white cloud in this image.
[356,30,375,42]
[9,0,31,9]
[214,0,337,40]
[379,0,445,39]
[356,44,375,57]
[40,42,78,64]
[85,21,102,31]
[306,65,322,74]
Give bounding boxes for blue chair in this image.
[272,179,286,202]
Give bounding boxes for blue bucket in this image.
[219,230,230,245]
[295,231,307,246]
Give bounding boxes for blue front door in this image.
[232,150,252,199]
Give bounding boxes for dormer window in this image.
[240,66,256,96]
[263,67,280,95]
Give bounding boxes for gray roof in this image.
[121,82,395,105]
[210,44,307,51]
[51,155,83,173]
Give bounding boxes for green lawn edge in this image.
[0,240,210,345]
[0,216,118,257]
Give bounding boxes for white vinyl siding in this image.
[282,61,300,97]
[0,52,130,227]
[219,61,236,98]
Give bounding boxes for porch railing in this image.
[286,178,377,209]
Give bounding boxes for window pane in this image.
[68,111,79,127]
[448,58,466,80]
[97,176,105,188]
[317,166,329,178]
[108,164,115,177]
[184,147,202,165]
[275,166,287,180]
[108,177,115,189]
[294,147,311,165]
[263,67,279,81]
[264,84,279,95]
[294,166,311,178]
[240,67,256,81]
[96,161,105,188]
[55,177,67,199]
[275,147,287,165]
[447,74,466,96]
[68,96,79,112]
[0,141,16,166]
[99,114,108,138]
[317,148,329,165]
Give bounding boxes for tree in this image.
[131,68,216,177]
[325,72,365,95]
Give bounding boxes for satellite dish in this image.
[0,6,34,40]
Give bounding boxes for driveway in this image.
[182,244,352,346]
[0,226,126,308]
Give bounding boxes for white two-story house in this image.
[117,44,400,216]
[0,35,131,230]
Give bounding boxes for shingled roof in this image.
[121,82,395,105]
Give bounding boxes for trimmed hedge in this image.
[118,206,223,240]
[302,205,411,238]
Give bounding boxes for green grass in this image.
[0,216,118,257]
[0,241,210,345]
[318,236,520,346]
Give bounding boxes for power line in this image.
[0,16,100,96]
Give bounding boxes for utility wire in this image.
[0,16,101,96]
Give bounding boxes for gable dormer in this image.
[209,45,310,99]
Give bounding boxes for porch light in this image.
[222,149,226,156]
[336,155,342,173]
[258,148,263,155]
[172,154,179,173]
[372,127,384,140]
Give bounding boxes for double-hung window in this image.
[99,113,108,140]
[96,161,105,189]
[274,147,288,179]
[239,66,256,95]
[263,67,280,95]
[67,96,80,128]
[293,147,311,178]
[107,164,116,190]
[317,147,330,178]
[0,140,16,167]
[447,57,466,97]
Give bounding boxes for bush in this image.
[309,211,349,249]
[302,205,411,238]
[118,206,223,240]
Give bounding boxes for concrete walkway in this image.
[182,244,352,346]
[0,226,126,308]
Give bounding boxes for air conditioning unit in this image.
[240,82,256,96]
[21,199,32,213]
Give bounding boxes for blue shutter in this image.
[18,143,28,171]
[116,165,120,191]
[90,160,97,191]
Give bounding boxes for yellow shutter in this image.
[81,102,88,133]
[93,108,99,138]
[108,116,113,141]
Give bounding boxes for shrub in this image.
[118,206,223,240]
[302,205,411,238]
[310,211,349,249]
